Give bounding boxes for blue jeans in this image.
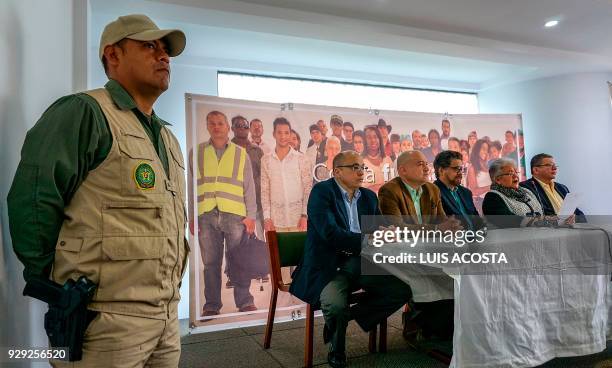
[199,208,254,311]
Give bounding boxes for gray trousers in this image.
[319,257,412,354]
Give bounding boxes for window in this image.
[218,72,478,114]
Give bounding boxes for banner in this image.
[186,94,524,329]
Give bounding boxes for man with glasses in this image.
[520,153,585,221]
[433,151,484,230]
[290,151,413,368]
[232,115,264,237]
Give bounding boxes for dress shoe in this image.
[201,309,219,322]
[327,352,346,368]
[238,304,258,312]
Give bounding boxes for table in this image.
[361,224,612,368]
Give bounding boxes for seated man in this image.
[433,150,484,230]
[378,150,461,342]
[520,153,586,222]
[378,151,460,231]
[290,151,412,368]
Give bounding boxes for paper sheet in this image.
[558,192,581,223]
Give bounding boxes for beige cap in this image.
[99,14,186,60]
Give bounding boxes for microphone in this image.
[525,197,541,217]
[524,197,535,217]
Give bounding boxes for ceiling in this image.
[91,0,612,91]
[234,0,612,58]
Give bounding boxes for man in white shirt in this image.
[249,118,272,155]
[440,119,451,149]
[261,117,313,232]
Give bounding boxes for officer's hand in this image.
[264,219,276,232]
[564,214,576,225]
[243,218,256,234]
[297,217,307,231]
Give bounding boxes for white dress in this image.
[476,171,492,197]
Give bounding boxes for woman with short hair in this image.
[483,158,552,228]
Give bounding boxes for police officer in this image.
[7,14,188,367]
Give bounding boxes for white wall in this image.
[0,0,80,365]
[479,72,612,215]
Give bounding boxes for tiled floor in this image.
[179,311,612,368]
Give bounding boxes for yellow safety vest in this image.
[197,142,247,216]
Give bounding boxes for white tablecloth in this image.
[362,225,612,368]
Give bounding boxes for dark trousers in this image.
[319,257,412,354]
[199,209,254,311]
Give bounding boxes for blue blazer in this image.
[289,178,380,306]
[519,178,586,222]
[433,180,484,229]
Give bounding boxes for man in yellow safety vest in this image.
[191,110,258,319]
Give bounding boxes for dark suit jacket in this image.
[378,177,446,228]
[289,178,380,306]
[433,179,484,230]
[519,178,586,222]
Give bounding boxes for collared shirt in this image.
[7,79,172,279]
[440,138,449,150]
[251,139,272,155]
[208,140,258,219]
[305,142,321,166]
[335,179,362,233]
[261,148,312,228]
[535,178,563,214]
[402,182,423,224]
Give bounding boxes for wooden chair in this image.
[263,231,387,367]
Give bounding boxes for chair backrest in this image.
[266,231,307,289]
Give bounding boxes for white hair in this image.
[488,158,516,181]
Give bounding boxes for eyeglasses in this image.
[336,164,368,172]
[447,165,465,173]
[497,171,519,178]
[233,123,249,129]
[535,164,558,169]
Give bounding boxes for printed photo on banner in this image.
[185,94,524,329]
